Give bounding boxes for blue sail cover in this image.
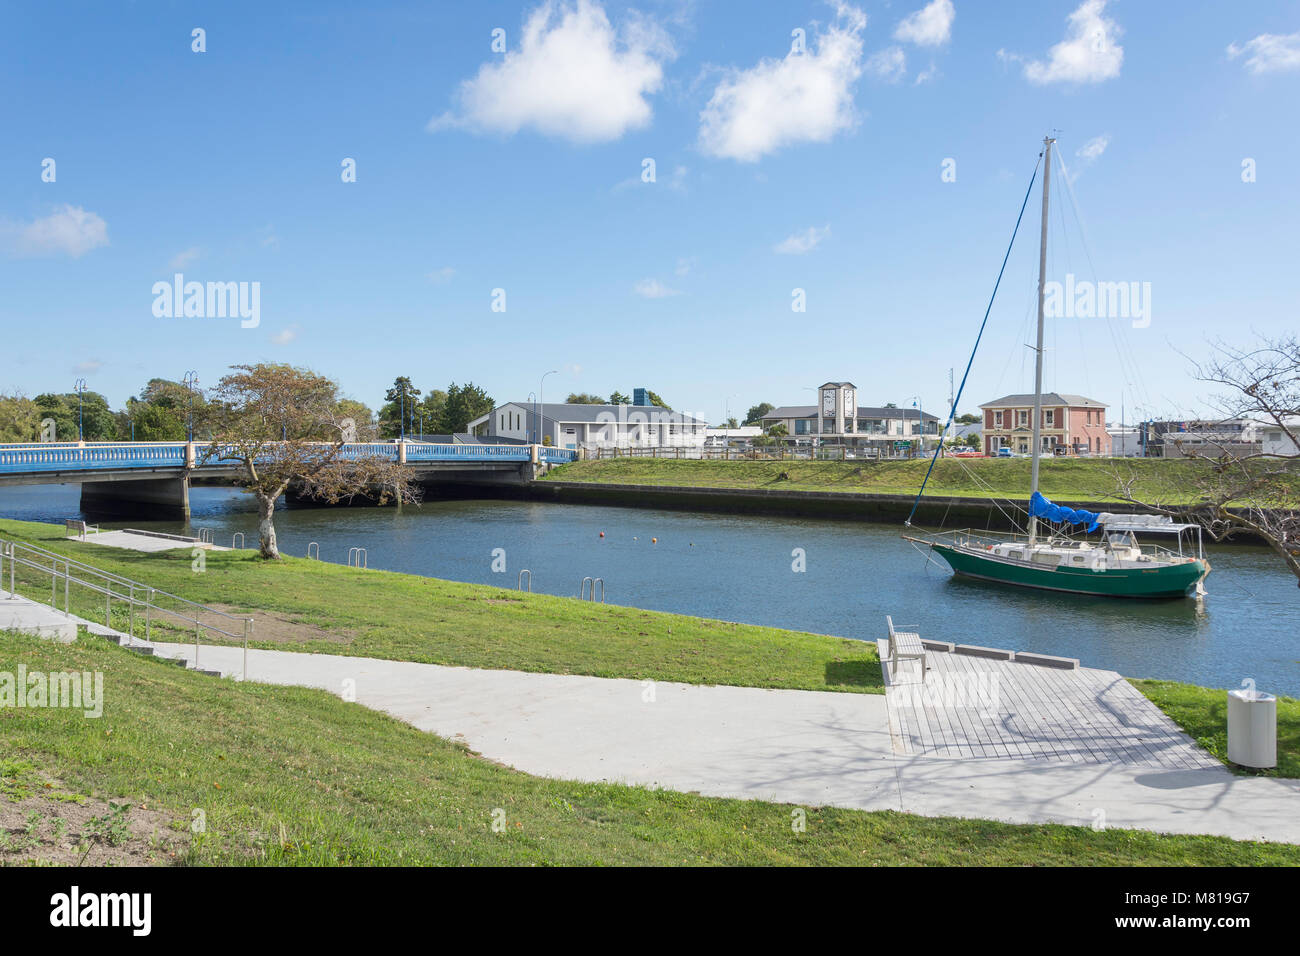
[1029,491,1101,532]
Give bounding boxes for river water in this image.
[3,483,1297,694]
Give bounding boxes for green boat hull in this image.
[931,543,1207,599]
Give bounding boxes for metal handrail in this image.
[307,541,319,560]
[347,547,367,569]
[0,535,254,678]
[517,569,532,592]
[231,532,245,549]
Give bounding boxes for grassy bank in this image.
[541,457,1300,505]
[0,519,882,695]
[4,631,1297,866]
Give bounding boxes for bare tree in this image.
[204,364,419,559]
[1113,335,1300,585]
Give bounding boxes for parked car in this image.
[996,447,1013,458]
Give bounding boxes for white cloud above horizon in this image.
[894,0,954,47]
[72,359,103,375]
[866,47,907,83]
[9,205,109,258]
[774,225,830,255]
[169,247,200,270]
[698,3,867,162]
[427,266,456,284]
[633,277,679,298]
[1077,134,1110,162]
[1022,0,1123,85]
[1227,32,1300,74]
[429,0,674,143]
[271,326,300,345]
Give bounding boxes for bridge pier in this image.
[79,475,191,522]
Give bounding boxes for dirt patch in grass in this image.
[1,782,188,866]
[208,604,355,646]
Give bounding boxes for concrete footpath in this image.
[124,639,1300,845]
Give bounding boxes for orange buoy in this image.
[599,531,604,538]
[651,537,657,544]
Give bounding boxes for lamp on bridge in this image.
[74,378,88,441]
[182,370,200,442]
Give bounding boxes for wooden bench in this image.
[64,518,98,540]
[885,615,927,682]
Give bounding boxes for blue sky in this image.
[3,0,1298,425]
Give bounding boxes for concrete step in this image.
[0,594,78,643]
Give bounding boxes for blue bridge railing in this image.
[0,441,578,475]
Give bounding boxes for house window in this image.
[1017,410,1029,428]
[795,419,809,435]
[994,411,1003,428]
[1044,410,1054,427]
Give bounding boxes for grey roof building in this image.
[467,400,708,450]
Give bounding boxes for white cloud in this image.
[1023,0,1123,85]
[429,0,674,143]
[894,0,954,47]
[1227,32,1300,74]
[270,326,299,345]
[427,266,455,284]
[698,3,867,162]
[674,256,695,276]
[12,205,109,258]
[73,359,103,375]
[867,46,907,83]
[169,247,200,270]
[633,278,679,298]
[1077,134,1109,161]
[914,62,940,84]
[774,225,830,255]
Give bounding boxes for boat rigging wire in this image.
[904,150,1044,527]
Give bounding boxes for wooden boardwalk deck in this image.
[878,640,1222,770]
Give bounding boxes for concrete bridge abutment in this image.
[79,475,191,522]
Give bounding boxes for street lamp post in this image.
[911,396,924,458]
[74,378,87,441]
[539,369,558,445]
[526,391,537,443]
[182,370,199,441]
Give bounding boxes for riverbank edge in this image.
[524,479,1159,529]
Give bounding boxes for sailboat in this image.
[903,137,1210,600]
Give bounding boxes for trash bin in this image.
[1227,689,1277,769]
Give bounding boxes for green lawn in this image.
[4,631,1297,866]
[541,456,1300,505]
[0,519,882,695]
[1134,679,1300,778]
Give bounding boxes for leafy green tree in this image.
[335,398,378,441]
[609,390,630,405]
[566,392,605,404]
[744,402,774,425]
[955,412,981,425]
[437,382,495,434]
[418,390,447,434]
[34,392,115,441]
[645,390,669,408]
[379,376,421,438]
[205,363,417,559]
[767,423,788,438]
[721,417,739,428]
[0,393,41,442]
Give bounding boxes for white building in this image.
[704,426,762,447]
[759,382,939,454]
[1256,417,1300,457]
[467,399,708,451]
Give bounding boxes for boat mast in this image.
[1028,135,1054,544]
